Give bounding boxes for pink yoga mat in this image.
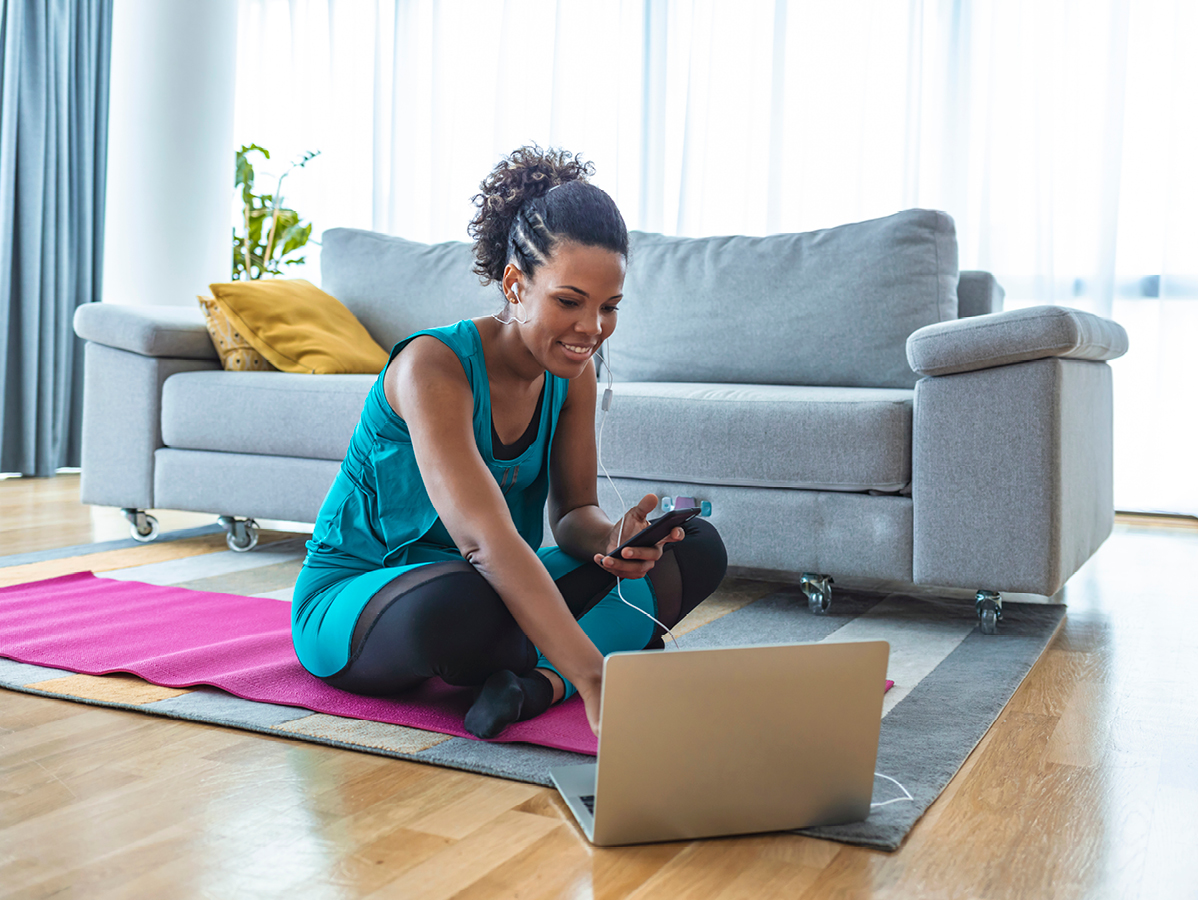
[0,572,895,756]
[0,571,598,754]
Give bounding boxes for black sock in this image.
[463,669,555,739]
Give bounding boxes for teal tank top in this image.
[301,318,570,573]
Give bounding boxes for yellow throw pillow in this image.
[197,296,279,372]
[206,279,390,375]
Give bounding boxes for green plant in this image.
[232,144,321,280]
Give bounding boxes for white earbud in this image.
[492,281,529,326]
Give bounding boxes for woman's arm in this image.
[548,361,683,579]
[386,338,603,724]
[547,360,609,557]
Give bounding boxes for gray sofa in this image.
[72,209,1128,632]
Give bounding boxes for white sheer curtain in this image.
[233,0,1198,515]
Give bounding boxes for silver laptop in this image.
[549,639,889,846]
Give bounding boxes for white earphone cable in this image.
[870,772,914,809]
[596,350,679,647]
[492,278,529,326]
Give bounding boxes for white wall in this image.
[102,0,238,307]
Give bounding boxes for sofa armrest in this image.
[913,357,1115,596]
[73,302,218,360]
[79,343,220,510]
[906,305,1128,377]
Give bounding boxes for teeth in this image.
[563,344,592,354]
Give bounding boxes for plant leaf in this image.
[279,221,312,258]
[236,144,270,198]
[232,143,322,280]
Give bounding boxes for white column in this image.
[102,0,238,307]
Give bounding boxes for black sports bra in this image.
[491,380,546,461]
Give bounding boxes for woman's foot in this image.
[464,669,554,739]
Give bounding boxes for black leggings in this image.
[321,518,727,697]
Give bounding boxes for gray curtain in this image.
[0,0,112,477]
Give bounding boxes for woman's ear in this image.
[501,262,525,303]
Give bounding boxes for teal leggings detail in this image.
[534,548,657,699]
[292,543,657,700]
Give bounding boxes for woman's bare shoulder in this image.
[383,335,470,420]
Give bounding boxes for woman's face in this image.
[505,242,626,379]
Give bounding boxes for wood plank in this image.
[319,827,457,897]
[448,823,599,900]
[0,686,81,733]
[364,810,561,899]
[406,778,543,840]
[1004,647,1096,718]
[0,530,299,588]
[0,472,310,555]
[628,836,832,900]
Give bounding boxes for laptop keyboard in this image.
[580,794,595,814]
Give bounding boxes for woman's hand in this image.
[575,671,603,737]
[592,494,685,580]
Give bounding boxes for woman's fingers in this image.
[596,527,683,562]
[592,552,654,577]
[660,526,686,547]
[634,494,659,518]
[598,506,688,579]
[622,527,685,556]
[598,546,679,576]
[608,561,655,579]
[617,494,658,536]
[577,677,603,737]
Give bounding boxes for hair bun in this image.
[469,145,594,285]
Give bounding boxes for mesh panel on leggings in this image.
[349,561,476,659]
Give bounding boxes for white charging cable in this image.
[871,772,914,809]
[596,351,679,647]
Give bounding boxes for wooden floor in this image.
[2,475,1197,899]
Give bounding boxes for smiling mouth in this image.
[560,342,595,356]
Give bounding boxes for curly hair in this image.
[469,144,628,286]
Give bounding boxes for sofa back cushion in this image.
[617,209,958,389]
[321,228,500,352]
[322,208,958,388]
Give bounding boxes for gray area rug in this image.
[0,533,1064,851]
[678,587,1065,848]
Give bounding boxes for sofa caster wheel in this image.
[976,590,1002,635]
[800,573,834,615]
[218,516,259,552]
[122,509,159,543]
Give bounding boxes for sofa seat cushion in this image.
[597,383,914,492]
[161,371,375,461]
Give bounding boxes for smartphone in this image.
[606,507,702,559]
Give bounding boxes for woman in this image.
[292,146,727,739]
